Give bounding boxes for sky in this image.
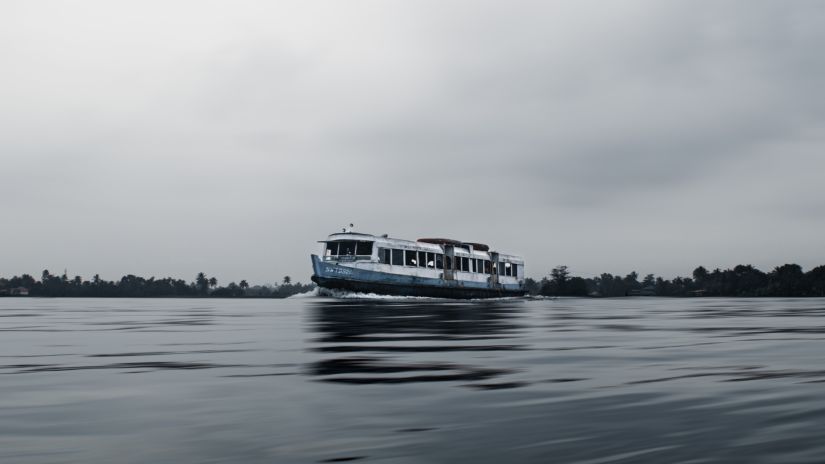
[2,1,824,285]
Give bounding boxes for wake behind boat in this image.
[310,230,525,299]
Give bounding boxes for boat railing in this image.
[323,255,372,262]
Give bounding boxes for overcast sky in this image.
[2,1,824,285]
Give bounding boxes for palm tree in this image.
[282,276,291,285]
[208,277,218,289]
[239,280,249,290]
[196,272,209,294]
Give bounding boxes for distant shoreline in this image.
[0,295,314,299]
[524,264,825,298]
[0,271,314,299]
[3,295,825,299]
[3,263,824,299]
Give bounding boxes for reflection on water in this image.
[3,297,825,463]
[308,300,523,387]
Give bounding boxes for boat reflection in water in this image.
[306,299,526,388]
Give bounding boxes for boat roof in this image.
[320,232,523,262]
[418,238,490,251]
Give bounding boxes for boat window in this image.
[477,259,483,273]
[504,262,512,276]
[326,242,339,256]
[498,262,505,275]
[379,248,391,264]
[511,263,518,278]
[356,241,373,256]
[446,256,452,270]
[392,249,403,266]
[455,256,462,271]
[338,241,356,256]
[436,254,444,269]
[417,251,426,268]
[427,252,435,268]
[484,260,492,274]
[405,250,417,266]
[471,259,477,273]
[461,257,469,272]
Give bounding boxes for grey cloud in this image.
[1,1,825,282]
[318,4,825,165]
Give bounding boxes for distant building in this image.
[640,286,656,296]
[628,286,657,297]
[10,287,29,296]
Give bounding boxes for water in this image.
[3,297,825,463]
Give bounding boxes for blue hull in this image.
[310,255,525,299]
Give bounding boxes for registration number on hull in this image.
[324,266,353,277]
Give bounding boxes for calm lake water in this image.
[3,296,825,463]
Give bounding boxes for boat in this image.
[310,230,526,298]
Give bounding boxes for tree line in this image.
[524,264,825,297]
[0,270,315,298]
[4,264,824,298]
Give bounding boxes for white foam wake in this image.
[285,288,321,299]
[315,287,442,300]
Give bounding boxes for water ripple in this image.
[3,297,825,463]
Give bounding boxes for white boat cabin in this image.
[319,232,524,285]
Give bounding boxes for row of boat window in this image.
[378,247,518,277]
[325,240,373,257]
[324,241,518,277]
